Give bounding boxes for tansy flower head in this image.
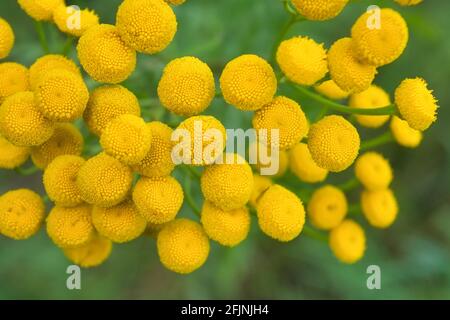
[35,69,89,122]
[0,189,45,240]
[352,8,408,67]
[84,85,140,136]
[0,18,14,59]
[289,142,328,183]
[157,218,210,274]
[276,36,328,86]
[220,54,277,111]
[291,0,349,21]
[158,57,215,116]
[256,184,305,242]
[395,0,423,5]
[329,219,365,264]
[390,116,422,148]
[46,204,95,248]
[0,62,29,104]
[201,153,253,211]
[201,201,251,247]
[76,153,133,207]
[43,155,85,207]
[0,91,54,147]
[31,123,84,169]
[395,78,438,131]
[132,176,184,224]
[116,0,177,54]
[252,96,308,150]
[63,233,112,268]
[314,80,349,100]
[0,133,30,169]
[355,152,393,191]
[132,121,175,177]
[29,54,81,90]
[18,0,64,21]
[250,142,289,178]
[249,174,273,208]
[308,185,347,230]
[92,199,147,243]
[361,189,398,229]
[53,5,99,37]
[328,38,377,93]
[308,115,360,172]
[349,85,391,128]
[77,24,136,84]
[100,114,152,165]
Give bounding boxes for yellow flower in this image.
[35,69,89,122]
[17,0,64,21]
[249,174,272,208]
[395,0,423,5]
[0,91,54,147]
[0,134,30,169]
[29,54,81,90]
[43,155,85,207]
[53,5,99,37]
[289,142,328,183]
[100,114,152,165]
[291,0,349,21]
[132,121,175,177]
[0,62,29,104]
[92,199,147,243]
[84,85,140,136]
[314,80,349,100]
[250,141,289,178]
[220,54,277,111]
[158,57,215,116]
[201,201,250,247]
[308,115,360,172]
[349,85,391,128]
[174,115,226,166]
[390,116,422,148]
[0,18,14,59]
[0,189,45,240]
[77,24,136,84]
[355,152,393,191]
[308,185,347,230]
[165,0,186,5]
[257,184,305,242]
[63,233,112,268]
[201,153,253,211]
[31,123,84,169]
[252,96,308,150]
[352,8,408,67]
[157,218,210,274]
[361,189,398,228]
[132,176,184,224]
[329,219,365,264]
[46,204,95,248]
[395,78,438,131]
[276,36,328,86]
[328,38,377,93]
[116,0,177,54]
[76,153,133,207]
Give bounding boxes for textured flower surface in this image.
[291,0,349,21]
[308,185,347,230]
[0,18,14,59]
[390,116,422,148]
[289,143,328,183]
[0,134,30,169]
[249,174,272,208]
[63,233,112,268]
[17,0,65,21]
[355,152,393,191]
[361,189,398,228]
[0,62,29,103]
[314,80,349,100]
[329,219,366,264]
[53,5,99,37]
[349,85,391,128]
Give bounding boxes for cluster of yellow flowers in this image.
[0,0,439,273]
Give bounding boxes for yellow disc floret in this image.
[100,114,152,165]
[276,36,328,86]
[76,153,133,207]
[157,218,210,274]
[0,18,14,59]
[250,141,289,177]
[329,219,365,264]
[0,62,29,103]
[0,189,45,240]
[314,80,349,100]
[77,24,136,84]
[289,142,328,183]
[349,85,391,128]
[395,78,438,131]
[0,133,30,169]
[308,185,347,230]
[390,116,422,148]
[291,0,349,21]
[158,57,215,116]
[63,233,112,268]
[17,0,65,21]
[220,54,277,111]
[116,0,177,54]
[249,174,272,208]
[53,5,99,37]
[308,115,360,172]
[361,189,398,228]
[43,155,85,207]
[92,199,147,243]
[0,91,54,147]
[355,152,393,191]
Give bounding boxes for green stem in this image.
[15,165,40,176]
[183,174,201,217]
[302,225,328,243]
[62,36,74,56]
[360,132,394,152]
[338,177,360,192]
[271,14,304,64]
[315,106,329,121]
[348,203,362,216]
[35,21,49,53]
[184,165,201,179]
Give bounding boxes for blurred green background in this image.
[1,0,449,299]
